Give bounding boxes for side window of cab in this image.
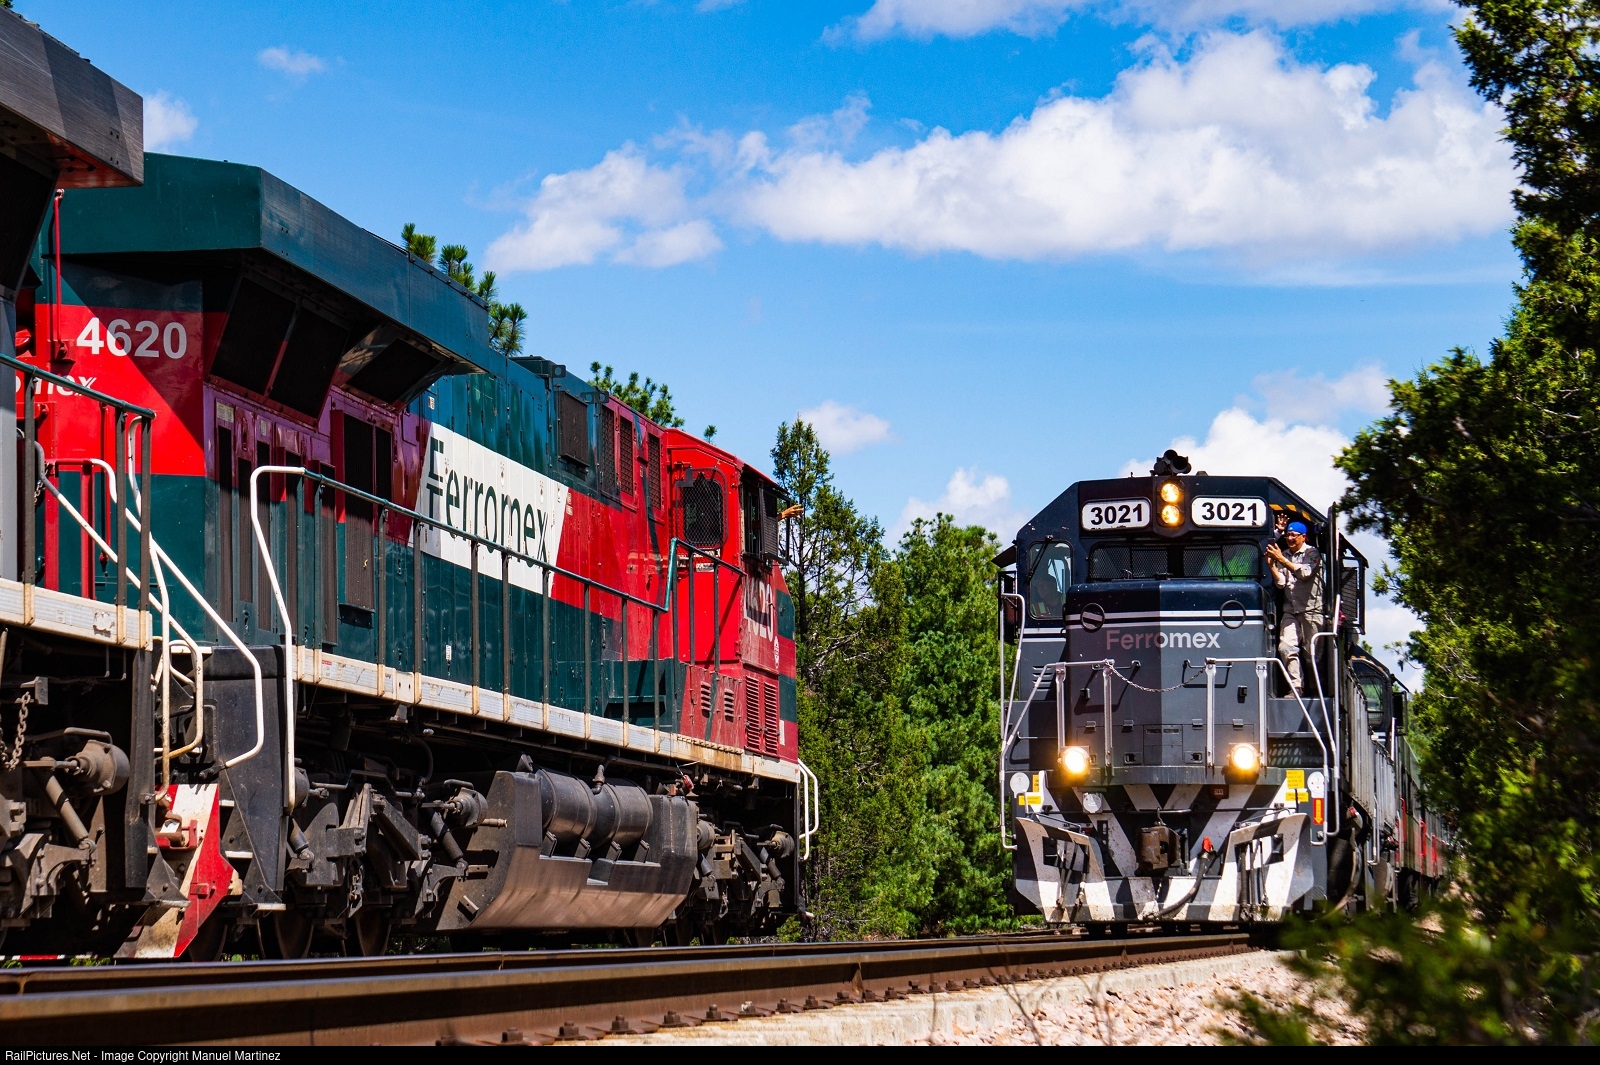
[1027,542,1072,621]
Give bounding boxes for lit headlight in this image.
[1228,743,1260,775]
[1060,746,1091,776]
[1160,504,1183,526]
[1159,481,1183,504]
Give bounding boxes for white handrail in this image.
[36,450,203,788]
[997,591,1025,851]
[1000,657,1115,848]
[1204,654,1332,837]
[99,456,265,770]
[795,756,820,860]
[248,465,300,813]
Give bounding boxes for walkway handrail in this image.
[1203,654,1333,839]
[4,349,152,642]
[1000,658,1114,849]
[997,591,1025,852]
[795,757,819,859]
[104,456,266,773]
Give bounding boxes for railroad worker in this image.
[1265,521,1322,695]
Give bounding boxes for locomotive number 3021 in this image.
[1080,499,1149,530]
[1191,496,1267,527]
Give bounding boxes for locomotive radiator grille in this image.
[745,681,761,750]
[763,680,780,755]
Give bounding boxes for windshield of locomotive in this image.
[1088,541,1261,582]
[1028,542,1072,618]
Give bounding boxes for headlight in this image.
[1160,504,1183,526]
[1060,746,1091,776]
[1158,481,1182,504]
[1228,743,1260,775]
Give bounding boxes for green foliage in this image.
[896,515,1013,933]
[399,224,523,356]
[489,301,526,359]
[400,222,436,266]
[1232,0,1600,1043]
[775,420,930,938]
[588,362,684,427]
[1231,899,1575,1044]
[773,423,1014,938]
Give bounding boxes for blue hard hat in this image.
[1286,521,1308,536]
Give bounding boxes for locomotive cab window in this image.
[1357,674,1389,732]
[740,474,784,566]
[1027,542,1072,620]
[1089,541,1259,581]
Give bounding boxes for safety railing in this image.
[999,658,1114,850]
[3,350,152,642]
[251,465,676,811]
[7,353,267,789]
[1202,654,1335,838]
[796,757,819,859]
[997,591,1025,851]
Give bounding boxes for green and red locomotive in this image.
[0,21,811,959]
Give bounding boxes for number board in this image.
[1191,497,1268,528]
[1080,499,1150,531]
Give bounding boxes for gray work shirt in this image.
[1273,543,1323,615]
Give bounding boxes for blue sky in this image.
[28,1,1521,669]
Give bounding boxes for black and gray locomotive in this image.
[998,453,1446,926]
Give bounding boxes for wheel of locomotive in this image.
[348,908,393,957]
[260,909,315,960]
[182,913,231,962]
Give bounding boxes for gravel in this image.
[595,951,1365,1046]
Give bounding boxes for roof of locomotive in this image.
[51,152,499,380]
[0,8,143,188]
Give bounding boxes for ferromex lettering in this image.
[420,423,571,591]
[1104,629,1222,650]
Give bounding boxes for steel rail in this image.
[0,932,1258,1045]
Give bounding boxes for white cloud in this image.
[486,147,719,271]
[258,46,327,78]
[734,32,1512,264]
[798,400,892,455]
[614,220,724,267]
[1121,407,1351,507]
[895,466,1029,540]
[144,92,197,151]
[844,0,1083,41]
[1250,363,1390,424]
[489,30,1509,272]
[836,1,1443,41]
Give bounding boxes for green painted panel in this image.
[53,154,501,376]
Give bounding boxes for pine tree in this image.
[400,224,525,357]
[773,420,931,939]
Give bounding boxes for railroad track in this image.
[0,930,1263,1045]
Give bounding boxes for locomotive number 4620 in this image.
[1191,497,1267,527]
[1081,499,1149,530]
[74,315,188,359]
